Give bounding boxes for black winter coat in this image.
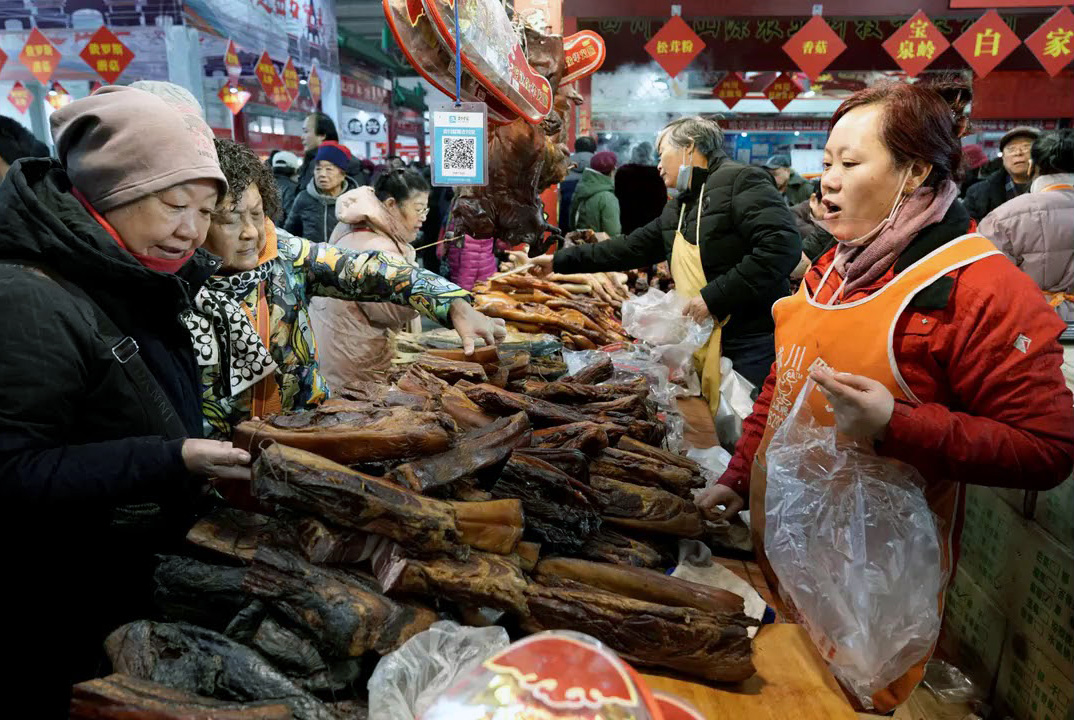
[554,157,802,341]
[964,169,1026,222]
[0,159,217,714]
[284,177,358,244]
[273,169,299,224]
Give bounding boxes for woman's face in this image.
[820,104,908,241]
[386,190,430,239]
[204,184,266,273]
[656,139,685,189]
[314,161,347,195]
[103,179,218,259]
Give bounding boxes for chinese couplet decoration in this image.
[20,28,61,86]
[644,16,705,79]
[79,26,135,84]
[225,39,242,80]
[882,10,950,77]
[765,72,802,111]
[782,16,847,81]
[8,81,31,114]
[713,72,748,110]
[1024,7,1074,77]
[952,10,1021,78]
[218,83,252,116]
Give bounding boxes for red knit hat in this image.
[590,150,618,175]
[314,140,352,172]
[961,143,988,170]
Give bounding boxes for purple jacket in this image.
[445,235,498,291]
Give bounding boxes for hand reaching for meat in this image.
[449,299,508,355]
[182,439,252,481]
[528,254,554,277]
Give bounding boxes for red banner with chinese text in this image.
[282,57,300,102]
[219,83,252,116]
[765,72,801,111]
[225,39,242,80]
[308,64,322,105]
[8,81,30,114]
[19,28,61,86]
[255,51,292,112]
[882,10,950,77]
[79,26,135,84]
[644,16,705,79]
[952,10,1022,78]
[562,30,606,85]
[1024,7,1074,77]
[782,16,847,81]
[713,72,748,110]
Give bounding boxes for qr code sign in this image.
[442,136,476,177]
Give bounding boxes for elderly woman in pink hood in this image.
[309,169,438,388]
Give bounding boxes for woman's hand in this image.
[528,254,554,277]
[450,299,507,355]
[810,368,895,442]
[181,439,252,481]
[682,296,711,324]
[695,484,745,521]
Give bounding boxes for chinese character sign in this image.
[8,81,31,114]
[308,64,322,105]
[225,39,242,80]
[255,51,292,112]
[644,16,705,79]
[19,28,61,86]
[0,47,6,79]
[782,16,847,81]
[561,30,606,85]
[765,72,801,111]
[953,10,1021,78]
[713,72,748,110]
[218,83,252,115]
[78,26,135,84]
[882,10,950,77]
[1024,7,1074,77]
[283,57,300,101]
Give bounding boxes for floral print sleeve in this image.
[283,234,471,325]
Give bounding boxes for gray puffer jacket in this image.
[284,177,358,244]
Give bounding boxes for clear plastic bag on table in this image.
[764,379,947,708]
[686,444,733,482]
[368,620,509,720]
[714,356,756,450]
[922,659,986,704]
[420,630,662,720]
[622,288,713,386]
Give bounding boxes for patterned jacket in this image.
[200,226,469,437]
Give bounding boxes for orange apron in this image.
[749,233,1002,711]
[245,224,283,419]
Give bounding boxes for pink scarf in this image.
[834,179,959,295]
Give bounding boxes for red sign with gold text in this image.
[882,10,950,77]
[79,26,134,84]
[19,28,61,86]
[255,51,292,112]
[308,64,322,105]
[952,10,1021,78]
[713,72,748,110]
[645,16,705,79]
[225,39,242,80]
[47,82,72,110]
[0,47,7,80]
[282,57,300,101]
[218,83,252,115]
[562,30,606,85]
[1024,7,1074,77]
[8,81,30,114]
[765,72,802,111]
[782,16,847,81]
[950,0,1071,7]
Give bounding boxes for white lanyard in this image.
[675,182,706,248]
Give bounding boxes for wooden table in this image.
[642,624,858,719]
[675,395,720,448]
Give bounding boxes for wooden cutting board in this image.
[642,624,858,719]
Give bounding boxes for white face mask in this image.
[839,167,914,247]
[675,147,694,193]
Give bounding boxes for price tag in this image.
[430,102,488,187]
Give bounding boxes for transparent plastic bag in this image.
[922,659,986,704]
[714,356,756,450]
[622,288,713,386]
[763,379,947,708]
[368,621,510,720]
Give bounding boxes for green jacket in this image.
[784,170,812,206]
[570,169,622,236]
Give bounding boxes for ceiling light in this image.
[741,132,748,137]
[794,131,800,136]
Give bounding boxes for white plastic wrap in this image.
[763,379,947,708]
[621,288,713,387]
[714,356,756,450]
[368,621,510,720]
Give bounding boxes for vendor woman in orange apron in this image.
[698,80,1074,712]
[530,116,801,395]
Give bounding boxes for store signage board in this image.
[713,72,748,110]
[8,81,30,114]
[218,83,252,115]
[79,25,135,84]
[644,16,705,79]
[952,10,1021,78]
[782,15,847,81]
[430,102,488,188]
[882,10,950,77]
[765,72,802,111]
[422,0,552,124]
[20,28,61,86]
[1023,7,1074,77]
[562,30,606,85]
[225,38,242,79]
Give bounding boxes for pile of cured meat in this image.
[474,269,632,350]
[73,350,755,719]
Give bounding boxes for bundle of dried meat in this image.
[589,475,704,538]
[589,447,705,499]
[70,674,292,720]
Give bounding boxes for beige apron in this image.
[669,183,729,415]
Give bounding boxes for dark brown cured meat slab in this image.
[335,382,433,410]
[153,556,251,631]
[514,446,589,482]
[253,443,465,559]
[449,498,525,555]
[185,508,299,563]
[412,354,489,384]
[522,377,647,404]
[69,674,292,720]
[565,355,613,384]
[463,382,590,427]
[616,435,703,474]
[532,421,611,455]
[589,475,704,538]
[295,517,375,565]
[393,412,531,492]
[590,448,703,498]
[577,527,664,569]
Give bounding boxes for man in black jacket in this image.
[532,116,801,388]
[964,126,1039,222]
[295,111,339,198]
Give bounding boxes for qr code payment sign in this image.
[441,136,477,177]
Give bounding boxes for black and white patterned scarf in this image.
[183,263,277,397]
